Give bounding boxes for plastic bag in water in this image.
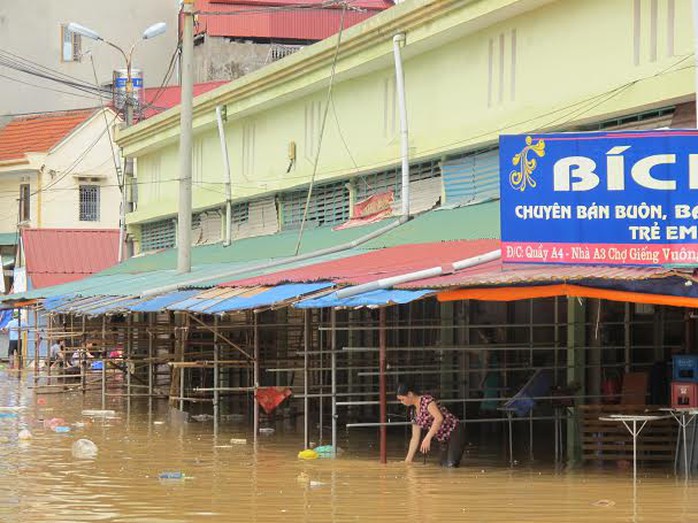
[159,471,185,480]
[18,429,32,441]
[72,438,98,459]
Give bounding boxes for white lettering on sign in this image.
[553,148,697,192]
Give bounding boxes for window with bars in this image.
[355,160,440,203]
[280,181,349,230]
[79,185,100,222]
[140,219,176,252]
[232,202,249,225]
[19,184,30,222]
[61,24,81,62]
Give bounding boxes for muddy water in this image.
[0,372,696,522]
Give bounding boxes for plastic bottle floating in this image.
[17,429,32,441]
[53,426,71,433]
[297,449,318,460]
[159,471,186,480]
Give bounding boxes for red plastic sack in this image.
[255,387,292,414]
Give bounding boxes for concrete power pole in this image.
[177,0,194,273]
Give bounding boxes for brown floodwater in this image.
[0,370,696,522]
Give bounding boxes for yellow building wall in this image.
[124,0,695,225]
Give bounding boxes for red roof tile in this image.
[0,109,95,162]
[21,229,120,289]
[141,81,228,119]
[222,239,501,287]
[195,0,392,40]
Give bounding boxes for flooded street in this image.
[0,371,694,522]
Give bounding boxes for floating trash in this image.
[73,422,86,428]
[0,412,18,419]
[298,449,318,460]
[44,418,66,431]
[259,427,275,436]
[230,438,247,445]
[53,426,71,433]
[81,410,116,417]
[309,481,325,488]
[159,471,185,480]
[72,439,98,459]
[592,500,616,508]
[17,429,32,441]
[153,421,165,425]
[191,414,214,422]
[314,445,344,458]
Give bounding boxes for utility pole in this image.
[177,0,194,273]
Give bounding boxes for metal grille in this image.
[19,184,30,222]
[355,160,440,203]
[441,148,499,206]
[269,44,303,62]
[141,219,176,252]
[281,181,349,230]
[231,202,249,225]
[79,185,100,222]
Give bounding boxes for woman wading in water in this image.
[397,383,467,467]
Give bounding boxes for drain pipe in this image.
[335,249,502,299]
[393,33,410,221]
[216,105,233,246]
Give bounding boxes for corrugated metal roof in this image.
[294,288,433,308]
[167,287,265,312]
[207,282,333,313]
[22,229,120,290]
[196,0,390,40]
[222,239,501,287]
[399,259,672,289]
[128,290,200,312]
[0,109,95,162]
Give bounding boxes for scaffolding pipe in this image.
[101,316,107,410]
[331,309,337,457]
[253,313,260,443]
[304,310,310,449]
[214,316,220,433]
[379,308,387,464]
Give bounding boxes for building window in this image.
[79,185,100,222]
[18,184,30,222]
[61,24,81,62]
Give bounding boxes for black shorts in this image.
[8,340,18,356]
[439,423,467,467]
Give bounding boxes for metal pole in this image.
[253,313,260,444]
[379,308,387,464]
[148,314,153,410]
[214,316,220,434]
[331,309,337,457]
[215,105,233,247]
[126,314,132,401]
[102,316,107,410]
[33,308,39,382]
[304,310,310,449]
[177,0,194,273]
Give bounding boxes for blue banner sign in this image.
[500,130,698,266]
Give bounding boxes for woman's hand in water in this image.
[420,435,432,454]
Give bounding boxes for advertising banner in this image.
[500,130,698,266]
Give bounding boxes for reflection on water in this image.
[0,371,696,522]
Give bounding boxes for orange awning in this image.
[437,284,698,308]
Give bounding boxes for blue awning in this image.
[294,289,433,309]
[207,283,333,313]
[129,290,200,312]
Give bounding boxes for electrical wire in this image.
[293,2,347,256]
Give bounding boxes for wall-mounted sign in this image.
[500,130,698,266]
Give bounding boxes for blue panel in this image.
[43,294,78,311]
[129,290,200,312]
[84,297,142,316]
[442,149,499,205]
[54,295,117,314]
[294,289,432,308]
[207,283,333,313]
[166,293,211,311]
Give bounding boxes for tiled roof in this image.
[0,109,96,162]
[21,229,120,289]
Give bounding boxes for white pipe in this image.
[215,105,233,246]
[335,249,502,299]
[393,33,410,219]
[141,218,403,296]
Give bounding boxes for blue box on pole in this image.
[672,355,698,382]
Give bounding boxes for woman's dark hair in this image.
[397,382,417,396]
